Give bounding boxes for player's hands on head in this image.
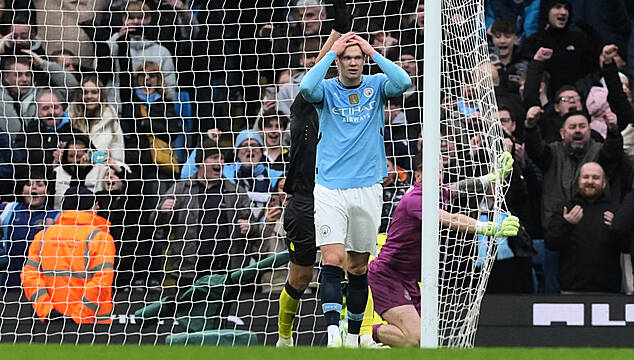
[331,32,357,56]
[353,34,376,57]
[332,0,352,34]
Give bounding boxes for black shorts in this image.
[283,194,316,266]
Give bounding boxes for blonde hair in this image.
[135,61,167,97]
[69,75,115,133]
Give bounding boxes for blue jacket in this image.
[0,202,58,288]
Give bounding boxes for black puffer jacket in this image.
[520,0,599,97]
[545,193,626,293]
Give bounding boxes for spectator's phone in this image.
[90,150,108,164]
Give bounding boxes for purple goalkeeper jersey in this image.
[371,182,450,281]
[372,182,423,281]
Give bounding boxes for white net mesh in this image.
[0,0,507,347]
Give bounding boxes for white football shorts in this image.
[313,183,382,256]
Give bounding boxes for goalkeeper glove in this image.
[488,151,514,183]
[332,0,352,34]
[475,215,520,237]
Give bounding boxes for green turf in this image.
[1,345,634,360]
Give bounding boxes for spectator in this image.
[485,0,541,42]
[0,16,46,60]
[545,162,626,293]
[21,185,115,324]
[534,83,584,143]
[0,52,78,135]
[524,109,625,233]
[257,178,289,293]
[151,138,254,291]
[384,97,417,170]
[52,134,108,209]
[276,38,321,116]
[69,75,126,168]
[222,129,284,222]
[567,0,631,62]
[94,164,136,288]
[0,1,13,37]
[575,43,629,100]
[33,0,108,70]
[49,49,80,74]
[0,169,57,289]
[399,3,425,57]
[379,154,409,234]
[108,0,177,102]
[14,89,72,168]
[261,112,290,172]
[489,18,528,95]
[519,60,551,108]
[120,61,184,210]
[520,0,599,97]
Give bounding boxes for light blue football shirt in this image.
[299,51,411,189]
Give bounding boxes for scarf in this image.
[135,88,162,104]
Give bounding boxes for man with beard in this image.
[545,162,626,293]
[524,109,623,235]
[153,138,254,292]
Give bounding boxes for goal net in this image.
[0,0,508,347]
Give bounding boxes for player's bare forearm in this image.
[439,209,478,234]
[316,30,342,63]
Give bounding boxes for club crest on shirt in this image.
[319,225,331,237]
[363,87,374,98]
[404,289,411,301]
[348,94,359,105]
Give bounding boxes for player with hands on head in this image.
[299,23,411,347]
[276,0,356,348]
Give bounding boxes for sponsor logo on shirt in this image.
[331,100,377,124]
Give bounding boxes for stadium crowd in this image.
[0,0,633,318]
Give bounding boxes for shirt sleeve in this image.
[372,52,412,98]
[299,51,337,104]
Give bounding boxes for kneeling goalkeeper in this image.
[368,152,520,347]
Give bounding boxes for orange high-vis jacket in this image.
[21,211,115,324]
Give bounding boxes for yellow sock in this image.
[360,286,374,336]
[278,287,300,339]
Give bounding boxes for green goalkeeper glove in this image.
[475,215,520,237]
[488,151,514,183]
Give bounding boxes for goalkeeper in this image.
[368,152,520,347]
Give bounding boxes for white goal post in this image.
[0,0,508,347]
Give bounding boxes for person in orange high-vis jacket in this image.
[21,185,115,324]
